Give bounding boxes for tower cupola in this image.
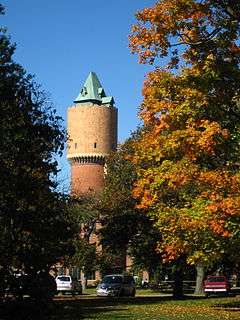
[74,72,114,106]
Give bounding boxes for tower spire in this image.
[74,71,114,106]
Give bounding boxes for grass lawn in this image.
[50,294,240,320]
[2,291,240,319]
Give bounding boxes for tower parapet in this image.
[67,72,118,195]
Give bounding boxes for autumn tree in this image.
[129,0,240,297]
[0,6,75,298]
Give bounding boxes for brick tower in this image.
[67,72,118,196]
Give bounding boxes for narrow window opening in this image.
[94,142,97,148]
[74,143,77,149]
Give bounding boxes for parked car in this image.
[55,275,82,295]
[4,272,57,300]
[204,275,230,296]
[96,274,136,297]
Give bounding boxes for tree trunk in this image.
[81,270,87,290]
[194,264,205,295]
[172,259,184,299]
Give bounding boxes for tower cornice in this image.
[67,152,109,159]
[68,154,106,164]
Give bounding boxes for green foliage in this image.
[0,7,75,291]
[99,133,162,275]
[67,196,101,274]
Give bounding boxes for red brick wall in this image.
[71,162,105,196]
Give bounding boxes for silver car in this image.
[55,275,82,295]
[96,274,136,297]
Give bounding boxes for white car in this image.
[55,275,82,295]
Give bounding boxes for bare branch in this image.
[170,27,222,47]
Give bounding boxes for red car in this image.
[204,275,230,296]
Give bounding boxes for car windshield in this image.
[208,277,226,282]
[102,276,123,284]
[57,276,71,282]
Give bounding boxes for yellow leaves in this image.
[147,186,240,264]
[187,251,206,265]
[164,162,197,189]
[154,206,208,261]
[122,297,240,320]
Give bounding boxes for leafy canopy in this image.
[99,134,161,274]
[0,7,75,280]
[129,0,240,266]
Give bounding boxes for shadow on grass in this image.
[52,295,240,319]
[1,295,239,320]
[0,295,199,320]
[51,295,207,320]
[213,300,240,312]
[0,299,54,320]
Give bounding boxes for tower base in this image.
[71,162,105,196]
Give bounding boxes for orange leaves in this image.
[154,198,239,264]
[194,120,230,155]
[162,241,186,262]
[139,70,231,162]
[207,196,240,218]
[155,206,211,263]
[199,171,239,195]
[129,0,212,65]
[133,185,153,210]
[209,220,231,238]
[129,0,240,267]
[162,160,198,189]
[130,70,239,264]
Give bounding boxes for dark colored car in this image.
[4,272,57,300]
[96,274,136,297]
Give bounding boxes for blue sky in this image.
[2,0,155,191]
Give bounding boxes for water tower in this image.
[67,72,118,196]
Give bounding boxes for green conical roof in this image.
[74,72,114,106]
